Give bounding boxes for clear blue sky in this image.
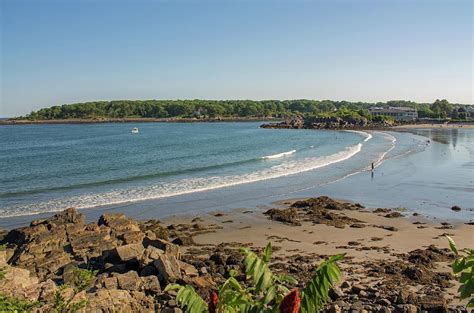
[1,0,472,116]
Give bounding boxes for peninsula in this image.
[3,99,473,126]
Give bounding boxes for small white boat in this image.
[131,127,139,134]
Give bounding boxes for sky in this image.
[0,0,472,117]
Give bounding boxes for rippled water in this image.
[2,123,472,228]
[1,122,371,217]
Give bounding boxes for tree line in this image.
[17,99,471,120]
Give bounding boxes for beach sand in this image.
[393,123,474,129]
[2,196,472,311]
[163,198,473,307]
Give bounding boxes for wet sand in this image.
[163,198,473,306]
[394,123,474,129]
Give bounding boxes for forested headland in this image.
[10,99,472,121]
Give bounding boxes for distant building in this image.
[464,105,474,117]
[369,106,418,121]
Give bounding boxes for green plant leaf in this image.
[446,236,458,255]
[300,254,344,312]
[263,242,272,263]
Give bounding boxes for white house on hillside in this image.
[369,107,418,121]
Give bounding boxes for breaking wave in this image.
[0,143,364,218]
[261,150,296,159]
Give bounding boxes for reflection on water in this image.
[408,128,471,150]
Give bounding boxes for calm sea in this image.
[0,123,472,227]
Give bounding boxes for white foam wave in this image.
[321,132,396,185]
[345,130,373,142]
[372,132,397,168]
[0,144,363,218]
[261,150,296,159]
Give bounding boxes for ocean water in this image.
[0,123,472,228]
[0,123,367,217]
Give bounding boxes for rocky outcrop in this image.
[0,199,465,312]
[0,208,212,312]
[265,196,366,228]
[261,116,305,129]
[261,115,396,130]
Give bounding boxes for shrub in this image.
[165,242,344,312]
[52,267,97,313]
[0,294,41,311]
[447,236,473,307]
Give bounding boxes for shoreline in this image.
[2,117,473,130]
[2,127,473,229]
[393,122,474,129]
[0,117,280,125]
[1,196,471,311]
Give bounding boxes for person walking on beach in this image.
[371,162,374,171]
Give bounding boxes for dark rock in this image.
[378,225,398,232]
[329,286,344,300]
[384,212,402,218]
[171,236,195,246]
[139,265,157,277]
[358,290,368,298]
[407,245,452,267]
[419,294,448,312]
[264,208,301,226]
[402,266,424,281]
[395,304,417,313]
[210,253,226,265]
[451,205,461,212]
[351,284,365,294]
[347,241,361,246]
[395,289,418,305]
[327,304,342,313]
[340,281,351,289]
[225,255,240,266]
[350,223,366,228]
[377,298,391,306]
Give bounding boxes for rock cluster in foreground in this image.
[0,197,469,312]
[1,209,215,312]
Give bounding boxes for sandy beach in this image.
[1,196,472,312]
[161,196,473,309]
[393,123,474,129]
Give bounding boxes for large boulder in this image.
[47,207,85,227]
[0,263,57,303]
[140,275,161,294]
[179,261,198,277]
[114,271,142,291]
[139,245,164,267]
[144,238,180,259]
[98,213,143,245]
[153,254,182,283]
[85,289,156,312]
[114,243,145,262]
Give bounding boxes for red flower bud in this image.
[208,291,219,313]
[279,288,300,313]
